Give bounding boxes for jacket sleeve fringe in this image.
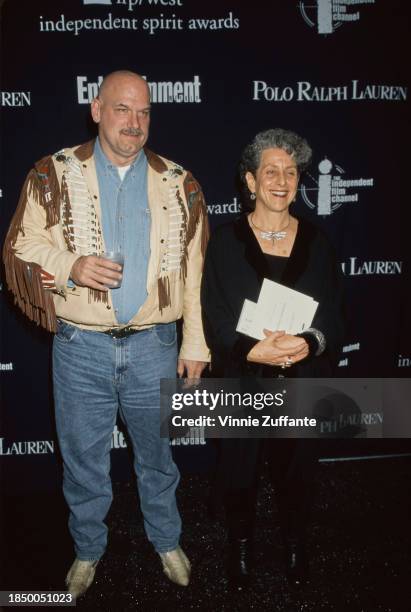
[2,160,60,333]
[88,288,109,305]
[2,249,57,332]
[158,276,171,313]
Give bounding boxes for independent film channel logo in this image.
[300,158,373,216]
[299,0,375,35]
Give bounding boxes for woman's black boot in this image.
[227,519,254,589]
[225,488,256,590]
[284,532,308,588]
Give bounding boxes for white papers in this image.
[236,279,318,340]
[236,299,257,337]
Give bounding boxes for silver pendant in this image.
[260,230,287,243]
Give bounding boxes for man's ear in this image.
[90,98,101,124]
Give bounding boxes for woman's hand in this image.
[247,330,309,367]
[274,331,309,365]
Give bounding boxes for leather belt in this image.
[102,326,142,339]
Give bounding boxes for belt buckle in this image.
[107,326,132,339]
[116,326,129,339]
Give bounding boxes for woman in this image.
[201,129,344,589]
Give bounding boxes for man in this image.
[3,70,209,597]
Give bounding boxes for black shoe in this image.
[227,537,253,590]
[285,538,308,588]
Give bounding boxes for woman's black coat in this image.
[201,214,344,378]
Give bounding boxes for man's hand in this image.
[177,359,208,380]
[70,255,123,291]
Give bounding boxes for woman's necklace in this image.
[250,214,290,245]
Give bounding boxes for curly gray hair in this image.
[239,128,312,209]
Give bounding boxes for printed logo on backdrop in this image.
[82,0,184,6]
[341,258,402,276]
[300,157,373,216]
[398,355,411,368]
[77,75,202,103]
[111,425,205,448]
[207,197,241,216]
[170,427,206,446]
[0,91,31,107]
[0,437,54,456]
[253,80,407,102]
[338,342,360,367]
[40,2,239,36]
[0,362,13,371]
[299,0,375,35]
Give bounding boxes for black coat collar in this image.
[233,213,316,287]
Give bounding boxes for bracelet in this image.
[302,327,326,356]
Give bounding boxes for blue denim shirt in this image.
[94,138,150,324]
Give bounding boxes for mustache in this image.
[120,128,144,136]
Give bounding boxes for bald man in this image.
[3,70,209,598]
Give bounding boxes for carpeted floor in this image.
[1,457,410,611]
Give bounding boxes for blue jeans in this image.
[52,320,181,560]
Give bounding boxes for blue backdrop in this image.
[1,0,410,493]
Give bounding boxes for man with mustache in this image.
[3,70,209,598]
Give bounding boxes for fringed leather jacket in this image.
[3,140,210,362]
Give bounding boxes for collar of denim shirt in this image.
[94,136,146,180]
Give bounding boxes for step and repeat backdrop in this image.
[1,0,410,492]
